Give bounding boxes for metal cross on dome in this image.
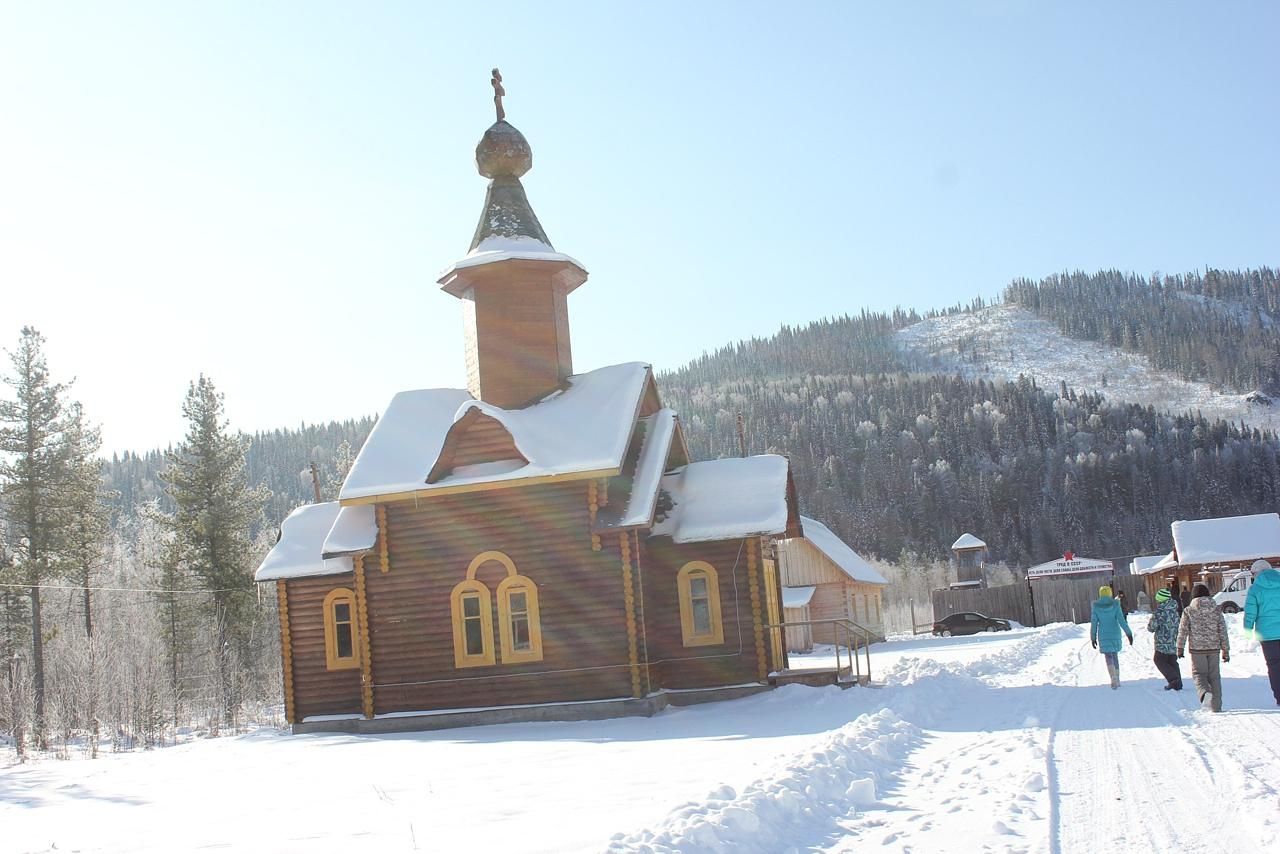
[491,68,505,122]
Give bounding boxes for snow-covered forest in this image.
[663,266,1280,565]
[0,330,295,760]
[5,266,1280,761]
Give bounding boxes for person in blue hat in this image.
[1147,587,1183,690]
[1244,559,1280,706]
[1091,584,1134,689]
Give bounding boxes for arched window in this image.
[323,588,361,671]
[497,573,543,664]
[450,551,543,667]
[450,579,495,668]
[677,561,724,647]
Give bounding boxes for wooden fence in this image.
[931,583,1035,628]
[931,573,1148,628]
[1030,574,1146,625]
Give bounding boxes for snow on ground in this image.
[896,303,1280,432]
[4,618,1278,853]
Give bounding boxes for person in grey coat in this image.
[1177,583,1230,711]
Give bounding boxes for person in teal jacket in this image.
[1244,559,1280,706]
[1090,585,1134,689]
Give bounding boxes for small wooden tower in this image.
[436,78,588,409]
[950,533,987,588]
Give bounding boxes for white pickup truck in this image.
[1213,570,1253,614]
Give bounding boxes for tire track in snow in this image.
[1049,627,1266,854]
[608,627,1079,853]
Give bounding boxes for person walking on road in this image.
[1244,559,1280,706]
[1177,583,1229,712]
[1147,587,1183,691]
[1091,585,1134,689]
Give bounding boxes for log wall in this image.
[285,573,363,720]
[638,536,768,690]
[363,481,633,714]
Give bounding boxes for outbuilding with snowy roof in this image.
[774,516,887,649]
[254,76,803,732]
[1135,513,1280,601]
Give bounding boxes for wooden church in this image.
[255,75,804,732]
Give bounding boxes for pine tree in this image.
[0,327,75,748]
[159,376,270,728]
[60,403,112,639]
[323,438,356,500]
[58,403,112,755]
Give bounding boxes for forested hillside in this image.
[1004,267,1280,394]
[106,417,375,526]
[663,371,1280,566]
[98,266,1280,571]
[8,264,1266,755]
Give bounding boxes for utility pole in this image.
[309,462,322,503]
[735,413,747,457]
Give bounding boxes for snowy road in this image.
[824,620,1280,854]
[3,619,1278,853]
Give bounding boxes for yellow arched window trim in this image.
[451,550,544,667]
[450,579,496,668]
[677,561,724,647]
[322,587,361,671]
[497,574,543,664]
[466,550,518,580]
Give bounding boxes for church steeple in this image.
[438,70,588,410]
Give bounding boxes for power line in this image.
[0,582,243,595]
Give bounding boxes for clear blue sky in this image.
[2,2,1276,453]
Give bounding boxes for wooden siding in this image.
[638,537,771,690]
[639,375,662,417]
[783,606,813,653]
[778,537,883,642]
[285,574,363,720]
[362,481,634,714]
[808,581,848,644]
[777,537,846,586]
[428,410,526,481]
[462,273,573,409]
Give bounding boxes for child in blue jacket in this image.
[1091,585,1134,689]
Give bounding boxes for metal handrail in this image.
[763,617,876,684]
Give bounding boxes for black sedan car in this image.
[932,612,1013,636]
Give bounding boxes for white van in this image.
[1214,571,1252,614]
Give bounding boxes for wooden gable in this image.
[638,372,663,417]
[784,466,803,539]
[667,418,691,470]
[777,537,848,587]
[426,408,528,484]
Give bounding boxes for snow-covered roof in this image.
[255,503,354,582]
[595,409,677,531]
[782,586,816,609]
[439,234,587,281]
[651,455,792,545]
[1141,552,1179,574]
[794,516,888,585]
[322,505,378,558]
[951,533,986,551]
[1130,554,1167,575]
[340,388,473,500]
[340,362,650,501]
[1170,513,1280,566]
